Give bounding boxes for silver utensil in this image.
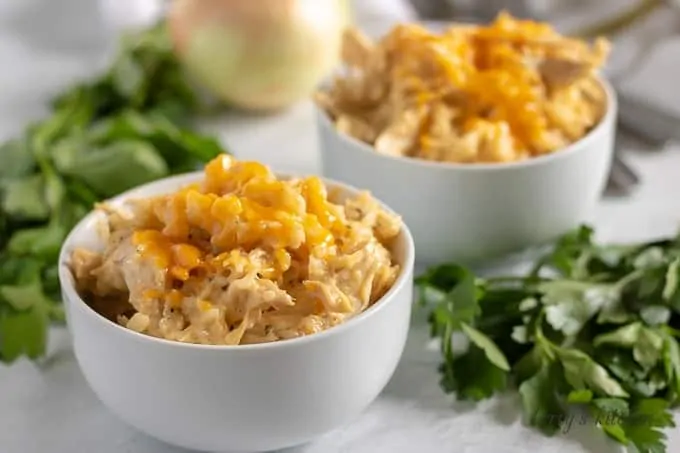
[409,0,536,20]
[607,147,641,195]
[599,2,680,188]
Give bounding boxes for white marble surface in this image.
[1,1,680,452]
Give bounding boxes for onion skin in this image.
[169,0,347,111]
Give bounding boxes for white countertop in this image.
[1,1,680,452]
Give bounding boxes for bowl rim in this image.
[58,170,416,353]
[316,76,617,172]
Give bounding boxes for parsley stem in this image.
[486,276,551,285]
[529,258,547,278]
[533,311,557,361]
[664,326,680,338]
[614,269,645,291]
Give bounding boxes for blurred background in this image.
[0,0,679,190]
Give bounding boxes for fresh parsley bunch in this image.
[417,226,680,453]
[0,23,224,363]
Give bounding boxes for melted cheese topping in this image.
[73,154,402,346]
[388,14,608,152]
[321,12,610,163]
[130,156,345,283]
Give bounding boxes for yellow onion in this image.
[169,0,349,111]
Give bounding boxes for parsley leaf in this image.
[556,347,629,397]
[622,399,676,453]
[539,280,616,335]
[418,224,680,453]
[417,263,480,326]
[661,333,680,400]
[446,344,509,401]
[460,322,510,371]
[519,363,567,434]
[589,397,630,444]
[0,22,225,364]
[0,304,49,362]
[594,323,665,370]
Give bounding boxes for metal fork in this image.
[607,142,641,195]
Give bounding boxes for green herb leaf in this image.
[519,364,566,434]
[556,347,629,397]
[0,255,42,285]
[110,53,146,101]
[539,280,616,336]
[149,115,223,164]
[0,304,49,362]
[636,266,667,301]
[1,176,50,220]
[640,305,671,326]
[589,398,630,444]
[511,324,529,344]
[567,389,593,403]
[594,322,643,346]
[0,285,40,311]
[417,263,481,328]
[622,399,676,453]
[446,344,509,401]
[594,323,664,370]
[0,139,34,178]
[420,221,680,452]
[535,224,594,278]
[514,346,544,384]
[8,222,67,261]
[592,397,630,417]
[0,20,226,365]
[661,257,679,300]
[633,247,667,269]
[661,333,680,399]
[460,322,510,371]
[0,278,55,362]
[59,140,168,197]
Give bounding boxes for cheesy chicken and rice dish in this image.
[316,13,611,164]
[70,155,402,345]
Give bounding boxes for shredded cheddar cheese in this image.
[316,12,610,163]
[130,157,344,284]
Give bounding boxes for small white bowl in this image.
[317,78,617,265]
[58,172,415,453]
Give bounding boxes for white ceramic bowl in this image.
[58,172,415,453]
[317,78,617,265]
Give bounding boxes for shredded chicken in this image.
[70,155,402,345]
[316,12,610,163]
